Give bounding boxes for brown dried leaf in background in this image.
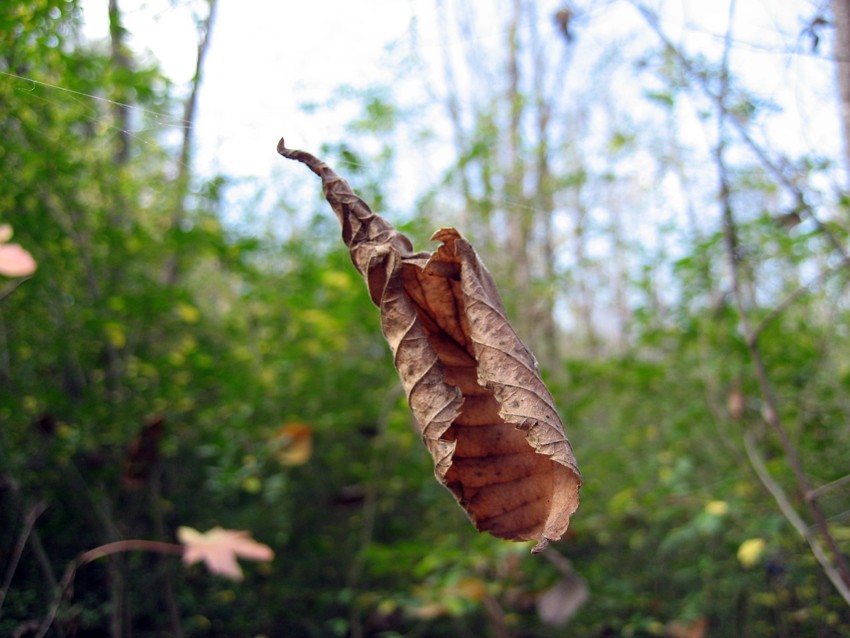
[122,415,165,490]
[667,617,708,638]
[271,422,313,466]
[278,138,581,551]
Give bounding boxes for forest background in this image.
[2,0,850,636]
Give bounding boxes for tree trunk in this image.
[163,0,218,285]
[505,0,532,336]
[833,0,850,181]
[108,0,131,166]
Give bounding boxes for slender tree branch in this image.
[750,257,850,342]
[0,276,32,303]
[150,466,185,637]
[79,540,184,563]
[728,121,850,597]
[164,0,218,285]
[831,0,850,181]
[346,383,404,638]
[36,540,184,638]
[0,501,46,615]
[744,432,850,606]
[108,0,132,167]
[707,0,850,596]
[808,473,850,502]
[633,2,849,262]
[482,594,511,638]
[434,0,477,235]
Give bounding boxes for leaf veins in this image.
[278,138,581,551]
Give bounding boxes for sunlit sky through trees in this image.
[78,0,844,231]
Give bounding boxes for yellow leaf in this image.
[241,476,262,494]
[321,270,353,290]
[409,602,446,620]
[177,302,200,324]
[704,500,728,516]
[737,538,766,568]
[271,422,313,466]
[452,577,488,602]
[104,322,126,349]
[191,615,211,630]
[214,590,235,604]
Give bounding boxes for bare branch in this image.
[0,502,46,614]
[809,473,850,502]
[704,0,850,596]
[163,0,219,286]
[831,0,850,180]
[751,256,850,342]
[36,540,184,638]
[744,432,850,606]
[0,276,32,304]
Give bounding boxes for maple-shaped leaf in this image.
[278,139,581,552]
[177,526,274,581]
[0,224,36,277]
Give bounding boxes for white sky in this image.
[77,0,844,233]
[81,0,436,186]
[63,0,847,340]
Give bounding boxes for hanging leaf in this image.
[277,138,581,551]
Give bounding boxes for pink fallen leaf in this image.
[0,243,37,277]
[177,526,274,581]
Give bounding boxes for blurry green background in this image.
[1,1,849,636]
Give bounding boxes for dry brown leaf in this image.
[278,138,581,551]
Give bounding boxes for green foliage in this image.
[2,1,849,637]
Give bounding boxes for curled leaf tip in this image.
[277,137,287,154]
[532,537,551,553]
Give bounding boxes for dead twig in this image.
[35,540,184,638]
[707,0,850,597]
[633,1,849,263]
[0,501,47,615]
[808,474,850,502]
[743,432,850,605]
